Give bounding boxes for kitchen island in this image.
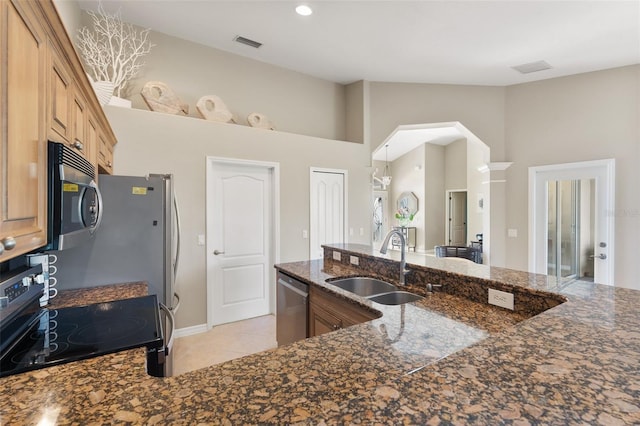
[1,246,639,424]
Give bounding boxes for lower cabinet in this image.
[308,286,378,337]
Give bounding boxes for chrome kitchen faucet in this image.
[380,229,410,285]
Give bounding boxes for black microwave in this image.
[46,141,102,251]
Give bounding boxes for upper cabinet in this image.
[97,131,114,173]
[49,45,72,143]
[0,0,118,262]
[0,0,48,260]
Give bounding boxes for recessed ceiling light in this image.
[295,5,313,16]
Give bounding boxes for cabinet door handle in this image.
[73,140,84,150]
[2,237,16,251]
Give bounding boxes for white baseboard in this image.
[174,323,208,338]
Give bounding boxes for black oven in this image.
[46,141,102,251]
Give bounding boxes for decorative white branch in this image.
[77,3,153,98]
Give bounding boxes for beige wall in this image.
[367,82,506,262]
[424,144,446,249]
[53,0,83,37]
[345,81,365,144]
[504,65,640,289]
[368,82,506,158]
[390,145,425,250]
[445,139,467,190]
[75,12,347,141]
[105,106,372,328]
[466,139,488,249]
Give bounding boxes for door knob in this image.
[1,237,16,250]
[213,250,225,255]
[589,253,607,260]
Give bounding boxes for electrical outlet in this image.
[332,251,341,261]
[302,230,308,239]
[197,234,205,246]
[350,255,359,266]
[488,288,514,310]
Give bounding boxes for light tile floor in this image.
[172,314,277,375]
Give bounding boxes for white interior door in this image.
[448,191,468,246]
[529,159,615,285]
[310,169,346,259]
[207,160,275,326]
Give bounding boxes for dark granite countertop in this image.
[1,249,639,424]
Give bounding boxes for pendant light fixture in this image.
[382,144,392,186]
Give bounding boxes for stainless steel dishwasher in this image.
[276,272,309,346]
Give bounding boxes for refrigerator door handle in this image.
[159,302,176,356]
[172,292,180,314]
[173,194,182,282]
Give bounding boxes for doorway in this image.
[372,190,389,243]
[529,159,614,285]
[206,157,280,328]
[310,168,347,259]
[546,179,596,280]
[446,190,468,246]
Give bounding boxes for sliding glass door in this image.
[547,180,580,279]
[546,179,597,281]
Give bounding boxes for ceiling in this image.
[74,0,640,87]
[372,124,464,161]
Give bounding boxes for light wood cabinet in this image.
[97,132,114,174]
[308,286,378,337]
[42,0,117,172]
[49,45,71,143]
[70,86,87,156]
[48,45,92,161]
[0,0,48,260]
[86,111,99,172]
[0,0,118,262]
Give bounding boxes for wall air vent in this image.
[512,60,552,74]
[234,35,263,49]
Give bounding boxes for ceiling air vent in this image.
[234,35,262,49]
[512,60,552,74]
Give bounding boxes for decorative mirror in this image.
[397,191,418,216]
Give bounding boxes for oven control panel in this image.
[3,280,30,303]
[0,264,44,311]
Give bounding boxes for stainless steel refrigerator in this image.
[51,174,181,376]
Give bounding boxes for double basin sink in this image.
[328,277,423,305]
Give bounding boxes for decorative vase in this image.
[398,217,411,227]
[108,96,132,108]
[87,74,115,106]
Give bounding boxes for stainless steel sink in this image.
[329,277,397,297]
[368,291,424,306]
